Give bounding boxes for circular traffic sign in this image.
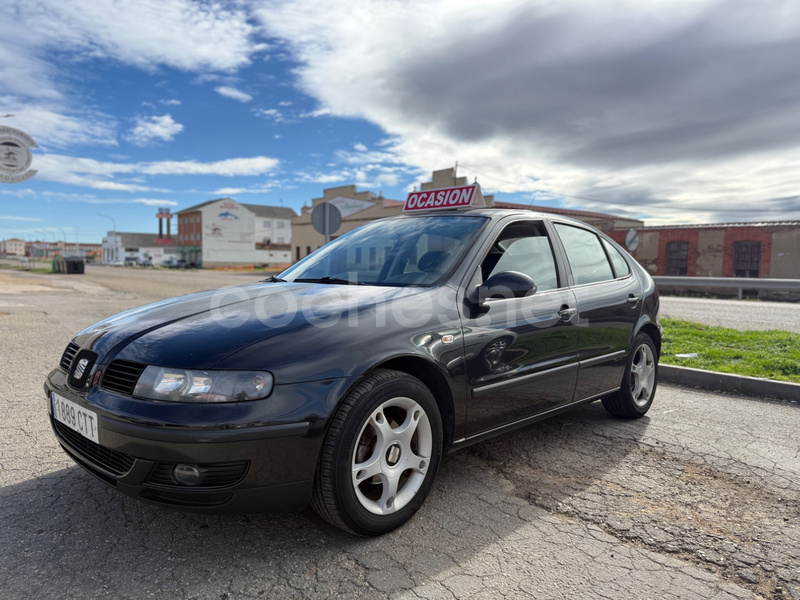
[625,228,639,252]
[311,203,343,236]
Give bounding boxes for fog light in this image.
[173,464,202,486]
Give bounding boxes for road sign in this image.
[311,203,343,243]
[625,228,639,252]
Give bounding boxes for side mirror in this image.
[478,271,537,303]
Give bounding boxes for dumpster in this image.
[64,256,85,274]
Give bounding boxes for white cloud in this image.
[133,198,180,206]
[161,99,181,106]
[0,100,118,148]
[36,192,182,209]
[0,215,42,221]
[139,156,280,176]
[299,108,332,118]
[2,0,264,85]
[255,108,284,122]
[210,181,283,195]
[353,143,368,152]
[215,86,254,103]
[34,154,280,191]
[126,114,184,146]
[255,0,800,223]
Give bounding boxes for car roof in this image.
[387,207,592,228]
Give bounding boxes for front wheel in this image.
[602,333,658,418]
[312,369,443,535]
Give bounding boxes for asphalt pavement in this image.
[660,296,800,333]
[1,267,798,599]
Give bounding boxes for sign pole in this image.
[324,203,330,245]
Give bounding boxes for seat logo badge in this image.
[73,358,89,380]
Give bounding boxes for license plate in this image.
[51,392,99,444]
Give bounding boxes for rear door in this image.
[551,222,642,400]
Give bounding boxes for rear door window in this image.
[553,223,614,285]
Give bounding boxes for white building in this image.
[177,198,295,268]
[102,232,177,266]
[1,238,26,256]
[252,205,293,246]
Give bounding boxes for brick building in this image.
[607,221,800,279]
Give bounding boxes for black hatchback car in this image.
[46,188,660,535]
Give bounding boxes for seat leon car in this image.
[45,196,660,536]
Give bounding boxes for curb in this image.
[659,364,800,401]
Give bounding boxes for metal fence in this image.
[653,276,800,299]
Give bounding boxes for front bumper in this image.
[45,369,353,513]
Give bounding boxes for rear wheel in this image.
[312,369,443,535]
[602,333,658,418]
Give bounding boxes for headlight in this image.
[133,366,274,403]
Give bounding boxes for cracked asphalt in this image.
[1,267,798,599]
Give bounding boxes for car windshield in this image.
[280,215,488,286]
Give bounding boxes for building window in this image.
[369,246,377,270]
[263,220,271,228]
[277,237,284,244]
[665,241,689,275]
[733,241,761,277]
[277,221,285,229]
[296,246,301,261]
[306,246,311,256]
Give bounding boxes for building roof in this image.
[176,197,231,214]
[176,198,296,219]
[630,221,800,231]
[241,203,297,219]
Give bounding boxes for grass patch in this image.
[661,318,800,383]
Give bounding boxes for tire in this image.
[311,369,443,536]
[602,333,658,419]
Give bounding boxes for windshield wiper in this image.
[294,276,365,285]
[264,275,286,282]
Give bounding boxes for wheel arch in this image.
[638,323,662,359]
[634,319,662,359]
[371,355,456,449]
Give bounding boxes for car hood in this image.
[78,282,456,383]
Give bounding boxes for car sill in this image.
[452,387,620,450]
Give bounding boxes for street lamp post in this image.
[58,229,68,257]
[97,213,117,264]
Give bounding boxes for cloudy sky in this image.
[2,0,799,242]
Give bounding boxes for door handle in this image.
[627,294,640,307]
[558,306,577,321]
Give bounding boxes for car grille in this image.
[53,419,135,477]
[146,461,250,488]
[101,360,146,396]
[59,342,80,371]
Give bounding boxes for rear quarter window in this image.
[602,238,631,278]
